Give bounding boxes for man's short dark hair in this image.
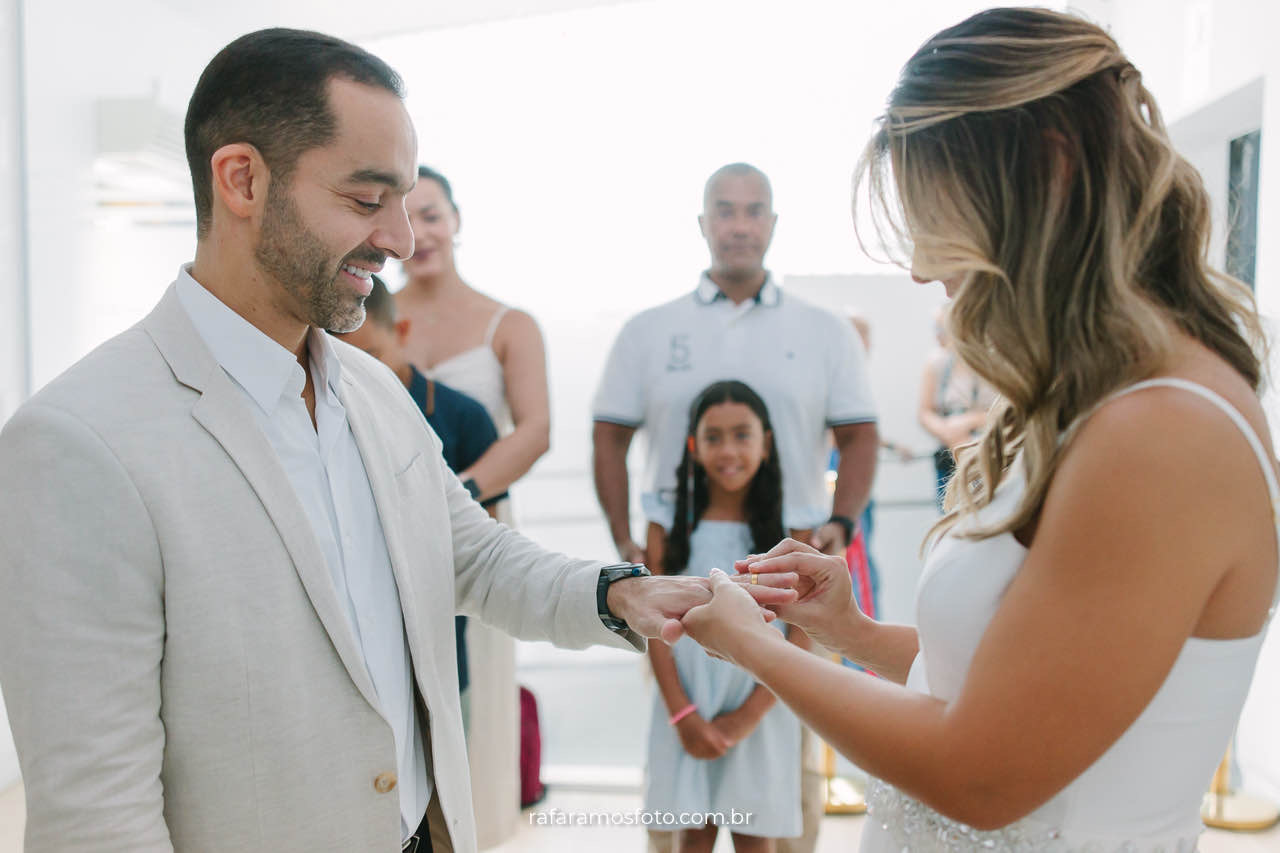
[364,275,397,330]
[185,28,405,237]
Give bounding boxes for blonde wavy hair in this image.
[854,7,1267,543]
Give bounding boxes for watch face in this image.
[603,562,649,579]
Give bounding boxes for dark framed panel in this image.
[1226,129,1261,290]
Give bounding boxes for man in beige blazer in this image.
[0,28,769,853]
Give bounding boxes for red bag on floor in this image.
[519,686,546,808]
[845,529,875,619]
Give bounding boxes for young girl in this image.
[644,381,808,853]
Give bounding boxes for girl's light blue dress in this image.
[644,520,802,838]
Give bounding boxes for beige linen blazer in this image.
[0,285,642,852]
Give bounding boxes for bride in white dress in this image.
[667,8,1279,851]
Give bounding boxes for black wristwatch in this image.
[596,562,650,632]
[461,478,482,501]
[827,514,857,544]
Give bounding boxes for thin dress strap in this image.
[483,306,510,348]
[1110,378,1280,610]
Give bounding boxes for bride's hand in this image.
[733,538,862,653]
[678,569,782,667]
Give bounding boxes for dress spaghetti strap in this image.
[1110,378,1280,507]
[1111,378,1280,611]
[483,306,510,348]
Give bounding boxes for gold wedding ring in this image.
[750,573,758,585]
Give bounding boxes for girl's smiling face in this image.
[691,401,770,498]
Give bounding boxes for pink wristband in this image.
[668,703,698,726]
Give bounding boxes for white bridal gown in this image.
[861,379,1280,853]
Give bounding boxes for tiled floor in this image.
[4,781,1280,851]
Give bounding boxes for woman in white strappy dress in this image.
[395,166,551,848]
[668,9,1279,852]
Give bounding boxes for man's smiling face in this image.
[253,76,418,332]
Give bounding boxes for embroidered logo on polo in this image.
[665,335,692,372]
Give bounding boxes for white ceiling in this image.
[166,0,649,43]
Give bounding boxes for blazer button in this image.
[374,772,398,794]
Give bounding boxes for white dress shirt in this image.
[176,266,429,840]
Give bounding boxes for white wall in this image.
[0,0,26,795]
[1108,0,1280,802]
[20,1,223,390]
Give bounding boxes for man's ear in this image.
[394,316,412,346]
[209,142,269,222]
[697,213,708,239]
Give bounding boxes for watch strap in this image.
[828,513,857,542]
[462,478,482,500]
[596,562,650,632]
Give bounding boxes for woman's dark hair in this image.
[418,165,459,215]
[664,381,785,575]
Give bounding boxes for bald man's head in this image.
[702,163,773,212]
[699,163,776,284]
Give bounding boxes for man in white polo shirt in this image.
[592,162,878,853]
[593,162,878,562]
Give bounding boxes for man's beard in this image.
[254,187,381,333]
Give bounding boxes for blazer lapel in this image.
[143,285,382,713]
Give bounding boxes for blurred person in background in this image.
[394,165,549,507]
[918,305,994,511]
[645,381,808,853]
[393,165,551,845]
[335,274,507,738]
[593,162,879,853]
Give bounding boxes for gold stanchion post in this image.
[1201,740,1279,831]
[821,652,867,815]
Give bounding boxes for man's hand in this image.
[608,574,793,643]
[616,539,646,565]
[808,520,849,556]
[608,575,708,642]
[677,570,787,667]
[675,712,730,760]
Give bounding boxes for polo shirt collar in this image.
[694,271,781,307]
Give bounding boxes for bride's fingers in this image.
[734,539,822,572]
[738,552,837,580]
[733,538,820,572]
[659,618,684,645]
[730,570,799,590]
[730,572,801,606]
